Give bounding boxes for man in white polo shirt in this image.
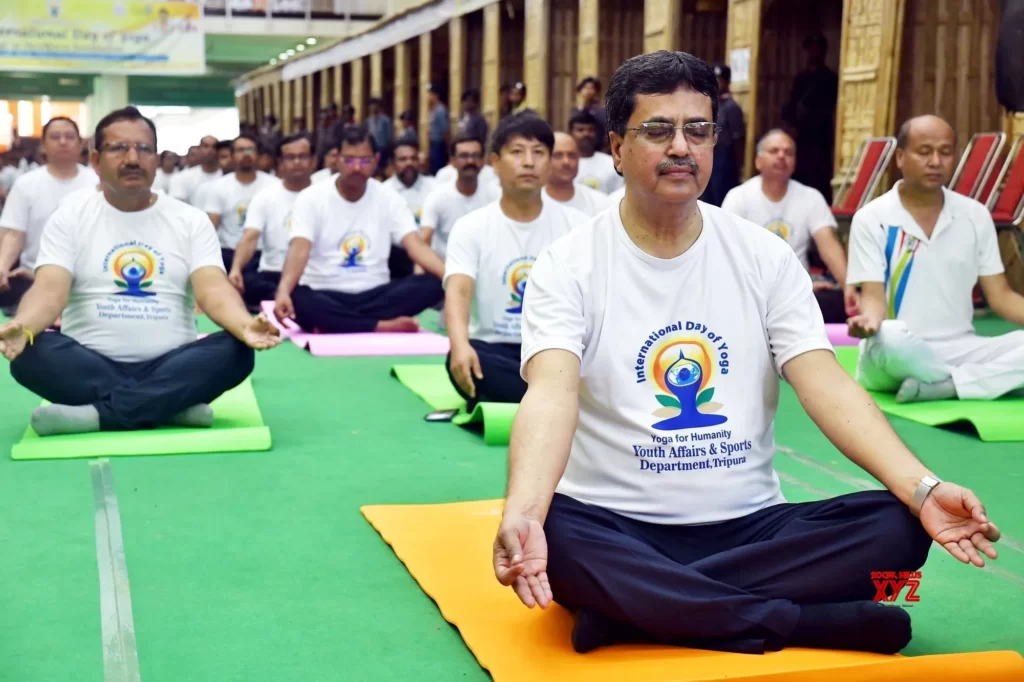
[847,114,1024,402]
[543,132,610,217]
[0,107,280,436]
[0,117,98,314]
[722,129,856,322]
[491,52,1000,657]
[229,132,315,309]
[274,126,446,334]
[384,141,438,279]
[444,115,587,408]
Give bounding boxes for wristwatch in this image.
[910,475,942,517]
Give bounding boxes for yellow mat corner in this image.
[361,499,1024,682]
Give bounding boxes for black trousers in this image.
[388,246,415,280]
[291,275,444,334]
[221,248,262,276]
[545,490,932,655]
[446,340,526,407]
[0,276,31,314]
[242,270,281,308]
[10,331,254,431]
[815,288,846,324]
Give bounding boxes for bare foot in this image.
[376,317,419,333]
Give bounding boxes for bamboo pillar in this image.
[449,16,465,132]
[644,0,679,53]
[236,95,246,120]
[419,33,432,146]
[352,57,365,121]
[305,73,315,130]
[483,3,501,131]
[725,0,762,178]
[282,79,293,134]
[577,0,599,107]
[524,0,550,119]
[370,51,384,99]
[263,84,273,118]
[395,41,410,136]
[320,69,330,110]
[333,64,343,109]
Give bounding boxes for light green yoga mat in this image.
[10,379,272,460]
[834,347,1024,442]
[390,364,520,445]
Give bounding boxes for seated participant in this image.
[570,109,624,195]
[445,115,587,408]
[274,125,446,334]
[384,141,438,279]
[0,117,99,314]
[168,135,221,205]
[722,129,855,322]
[312,147,340,184]
[847,114,1024,402]
[229,133,315,308]
[205,135,279,272]
[421,136,501,262]
[492,52,1000,657]
[0,106,280,436]
[543,132,611,217]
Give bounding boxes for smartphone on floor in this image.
[424,409,459,422]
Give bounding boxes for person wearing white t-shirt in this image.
[0,117,99,314]
[847,115,1024,403]
[570,109,624,194]
[384,142,438,279]
[436,160,501,193]
[444,116,587,408]
[722,130,855,323]
[204,135,279,271]
[311,147,339,184]
[543,132,611,217]
[274,126,446,334]
[229,133,315,308]
[421,135,501,262]
[154,150,179,193]
[491,53,1000,658]
[0,107,280,437]
[169,135,221,205]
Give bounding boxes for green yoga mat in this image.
[10,379,272,460]
[390,364,520,445]
[834,347,1024,442]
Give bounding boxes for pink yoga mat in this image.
[826,323,860,347]
[259,301,450,357]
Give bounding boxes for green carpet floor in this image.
[0,314,1022,682]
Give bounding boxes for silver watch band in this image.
[910,475,942,517]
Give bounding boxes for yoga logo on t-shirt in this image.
[765,219,791,242]
[581,177,599,191]
[235,203,248,227]
[634,321,730,431]
[502,257,534,314]
[104,242,164,298]
[339,232,369,268]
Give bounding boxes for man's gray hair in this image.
[756,128,795,155]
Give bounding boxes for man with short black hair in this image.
[458,88,489,145]
[492,51,999,657]
[385,141,438,279]
[570,110,623,194]
[0,116,98,314]
[169,135,221,205]
[0,106,280,436]
[543,132,610,216]
[274,126,446,333]
[571,76,607,151]
[427,84,450,174]
[702,63,746,206]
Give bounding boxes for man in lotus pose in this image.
[491,52,1000,657]
[274,126,446,333]
[543,132,611,217]
[445,115,587,408]
[0,107,281,436]
[847,114,1024,402]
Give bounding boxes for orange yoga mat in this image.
[361,499,1024,682]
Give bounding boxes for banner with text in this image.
[0,0,206,75]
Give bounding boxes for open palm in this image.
[920,483,1000,567]
[0,321,29,361]
[242,314,282,350]
[493,515,552,608]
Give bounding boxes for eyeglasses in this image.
[234,146,258,154]
[280,153,312,163]
[626,121,718,147]
[101,142,157,157]
[341,156,375,168]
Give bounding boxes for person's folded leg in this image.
[221,248,235,273]
[468,340,526,403]
[11,331,128,406]
[291,285,378,333]
[934,331,1024,399]
[0,276,32,315]
[388,245,415,280]
[93,332,255,431]
[814,288,846,324]
[359,275,444,320]
[242,270,281,308]
[856,320,951,393]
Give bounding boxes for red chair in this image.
[986,134,1024,226]
[950,132,1005,199]
[832,137,896,219]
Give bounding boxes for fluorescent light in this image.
[286,49,295,56]
[270,58,277,65]
[306,37,316,45]
[279,52,287,59]
[296,44,305,51]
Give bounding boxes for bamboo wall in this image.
[680,0,728,64]
[548,0,579,131]
[597,0,644,92]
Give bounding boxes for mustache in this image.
[656,157,698,175]
[119,165,144,176]
[461,164,480,173]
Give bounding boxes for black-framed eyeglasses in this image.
[626,121,719,147]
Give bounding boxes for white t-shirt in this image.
[289,178,419,293]
[520,202,833,525]
[444,200,587,344]
[0,165,100,270]
[169,166,221,205]
[544,183,611,217]
[35,192,224,363]
[311,168,334,184]
[384,174,437,226]
[204,171,279,249]
[436,164,501,194]
[243,182,302,273]
[576,152,624,195]
[721,177,837,269]
[420,181,500,260]
[847,183,1004,342]
[154,168,177,193]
